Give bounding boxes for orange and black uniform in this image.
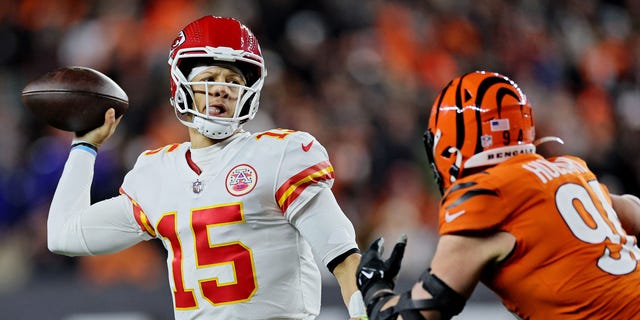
[439,153,640,319]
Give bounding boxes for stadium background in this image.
[0,0,639,318]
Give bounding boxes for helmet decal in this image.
[169,31,186,57]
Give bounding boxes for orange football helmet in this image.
[424,71,537,194]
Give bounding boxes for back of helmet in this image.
[424,71,535,194]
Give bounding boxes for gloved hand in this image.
[356,235,407,303]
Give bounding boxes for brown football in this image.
[21,66,129,134]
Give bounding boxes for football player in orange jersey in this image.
[356,70,640,319]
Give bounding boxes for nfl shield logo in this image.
[481,135,493,148]
[192,179,203,194]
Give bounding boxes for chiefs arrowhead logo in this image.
[169,31,186,57]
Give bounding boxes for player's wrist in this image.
[348,290,369,319]
[71,139,98,155]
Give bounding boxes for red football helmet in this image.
[168,16,266,139]
[424,71,537,194]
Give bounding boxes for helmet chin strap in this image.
[193,116,238,140]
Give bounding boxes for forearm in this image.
[48,148,145,255]
[333,252,369,319]
[290,188,364,317]
[48,147,96,255]
[333,252,362,307]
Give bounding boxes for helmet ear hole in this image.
[441,148,461,184]
[448,165,460,182]
[175,84,194,113]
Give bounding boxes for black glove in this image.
[356,235,407,303]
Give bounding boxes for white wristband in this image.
[348,290,368,319]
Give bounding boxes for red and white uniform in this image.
[48,129,358,320]
[439,153,640,319]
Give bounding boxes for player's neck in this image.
[189,129,224,149]
[189,128,248,149]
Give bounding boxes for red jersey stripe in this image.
[120,187,157,237]
[276,160,335,213]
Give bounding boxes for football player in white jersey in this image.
[47,16,367,320]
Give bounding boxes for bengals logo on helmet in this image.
[424,71,535,194]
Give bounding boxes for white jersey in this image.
[119,129,354,319]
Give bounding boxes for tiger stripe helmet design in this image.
[424,71,535,194]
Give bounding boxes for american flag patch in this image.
[490,119,510,131]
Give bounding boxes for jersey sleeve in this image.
[275,131,335,220]
[291,188,359,269]
[48,148,150,256]
[119,150,162,238]
[272,131,358,268]
[438,169,520,235]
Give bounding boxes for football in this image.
[21,66,129,134]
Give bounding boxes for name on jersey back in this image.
[522,157,588,184]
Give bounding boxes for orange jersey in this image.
[438,153,640,319]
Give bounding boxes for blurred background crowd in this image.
[0,0,639,319]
